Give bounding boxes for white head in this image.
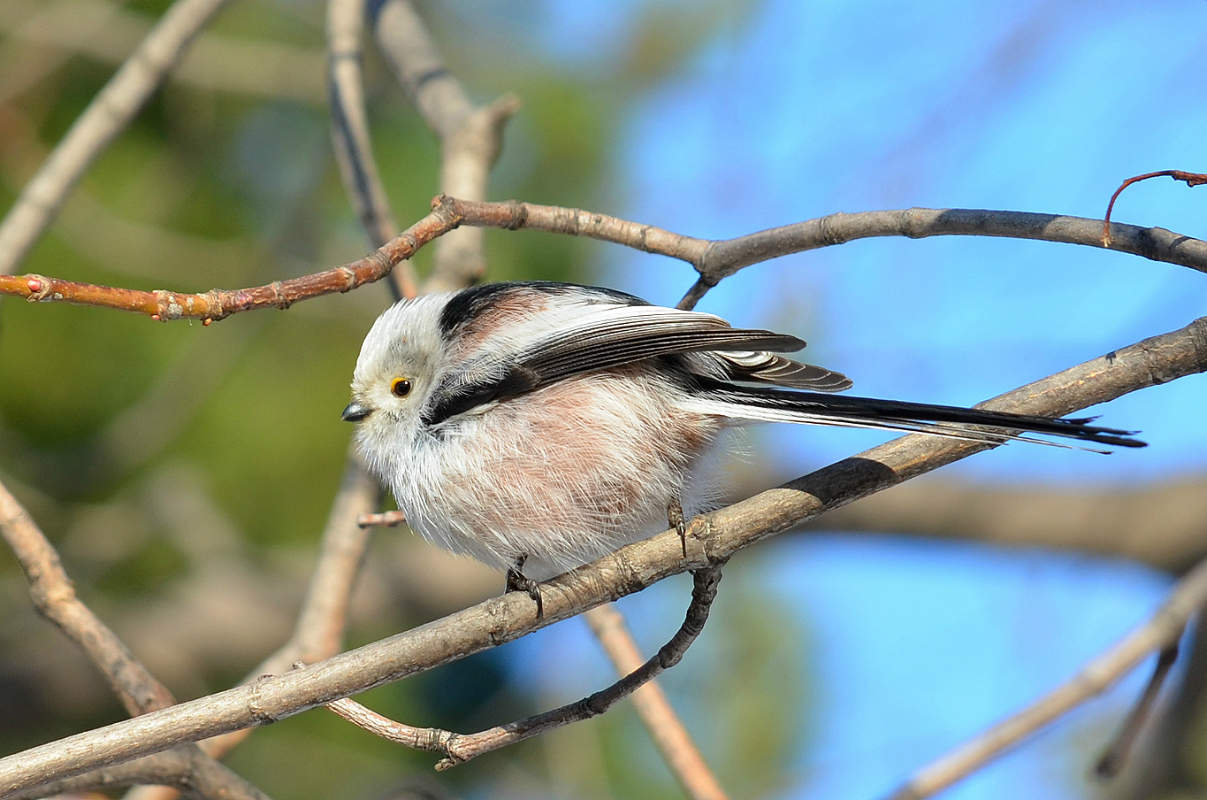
[342,294,451,474]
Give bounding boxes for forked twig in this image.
[584,603,730,800]
[323,565,726,770]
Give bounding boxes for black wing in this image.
[423,300,808,426]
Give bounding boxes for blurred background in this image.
[1,1,1206,798]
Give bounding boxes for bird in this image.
[342,280,1143,611]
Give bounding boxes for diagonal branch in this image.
[0,478,270,799]
[3,313,1202,796]
[0,0,232,275]
[884,559,1204,800]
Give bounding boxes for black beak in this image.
[341,401,371,422]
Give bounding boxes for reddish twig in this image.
[0,198,461,319]
[6,199,1207,320]
[1102,169,1207,246]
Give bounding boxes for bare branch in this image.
[0,0,232,275]
[2,313,1201,795]
[0,478,269,799]
[584,603,730,800]
[6,198,1206,321]
[0,478,175,716]
[431,565,725,769]
[884,560,1204,800]
[6,746,271,800]
[372,1,519,290]
[0,199,459,319]
[327,0,415,300]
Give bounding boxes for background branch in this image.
[3,313,1201,796]
[327,0,413,300]
[810,475,1207,573]
[583,603,730,800]
[0,0,232,275]
[885,557,1206,800]
[0,479,268,798]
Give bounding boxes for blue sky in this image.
[510,2,1207,798]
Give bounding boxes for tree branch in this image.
[0,0,232,275]
[4,199,1206,320]
[3,313,1202,795]
[0,478,270,798]
[322,566,725,770]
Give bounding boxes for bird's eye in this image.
[390,377,412,398]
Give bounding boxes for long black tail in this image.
[688,378,1145,451]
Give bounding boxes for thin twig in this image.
[327,0,414,300]
[323,565,725,770]
[884,561,1204,800]
[1102,169,1207,246]
[1094,642,1181,779]
[0,197,460,318]
[5,199,1207,320]
[584,602,730,800]
[4,314,1203,794]
[0,0,232,276]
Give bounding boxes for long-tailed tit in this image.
[342,281,1142,605]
